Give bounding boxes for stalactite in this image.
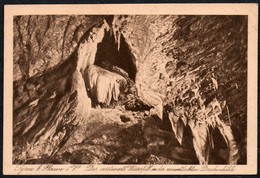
[112,15,123,51]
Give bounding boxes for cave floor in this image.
[25,108,195,164]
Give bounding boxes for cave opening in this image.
[94,30,137,81]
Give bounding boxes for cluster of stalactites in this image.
[167,72,239,165]
[112,15,129,51]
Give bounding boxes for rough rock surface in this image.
[13,15,247,164]
[13,15,106,81]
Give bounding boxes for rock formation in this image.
[13,15,247,164]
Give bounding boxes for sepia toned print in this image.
[4,4,258,175]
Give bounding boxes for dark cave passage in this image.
[94,31,137,80]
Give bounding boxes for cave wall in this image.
[13,15,106,81]
[115,15,247,118]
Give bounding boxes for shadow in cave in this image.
[94,31,137,81]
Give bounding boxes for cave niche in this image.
[94,30,137,81]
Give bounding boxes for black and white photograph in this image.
[3,4,258,175]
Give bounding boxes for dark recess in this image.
[94,31,137,80]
